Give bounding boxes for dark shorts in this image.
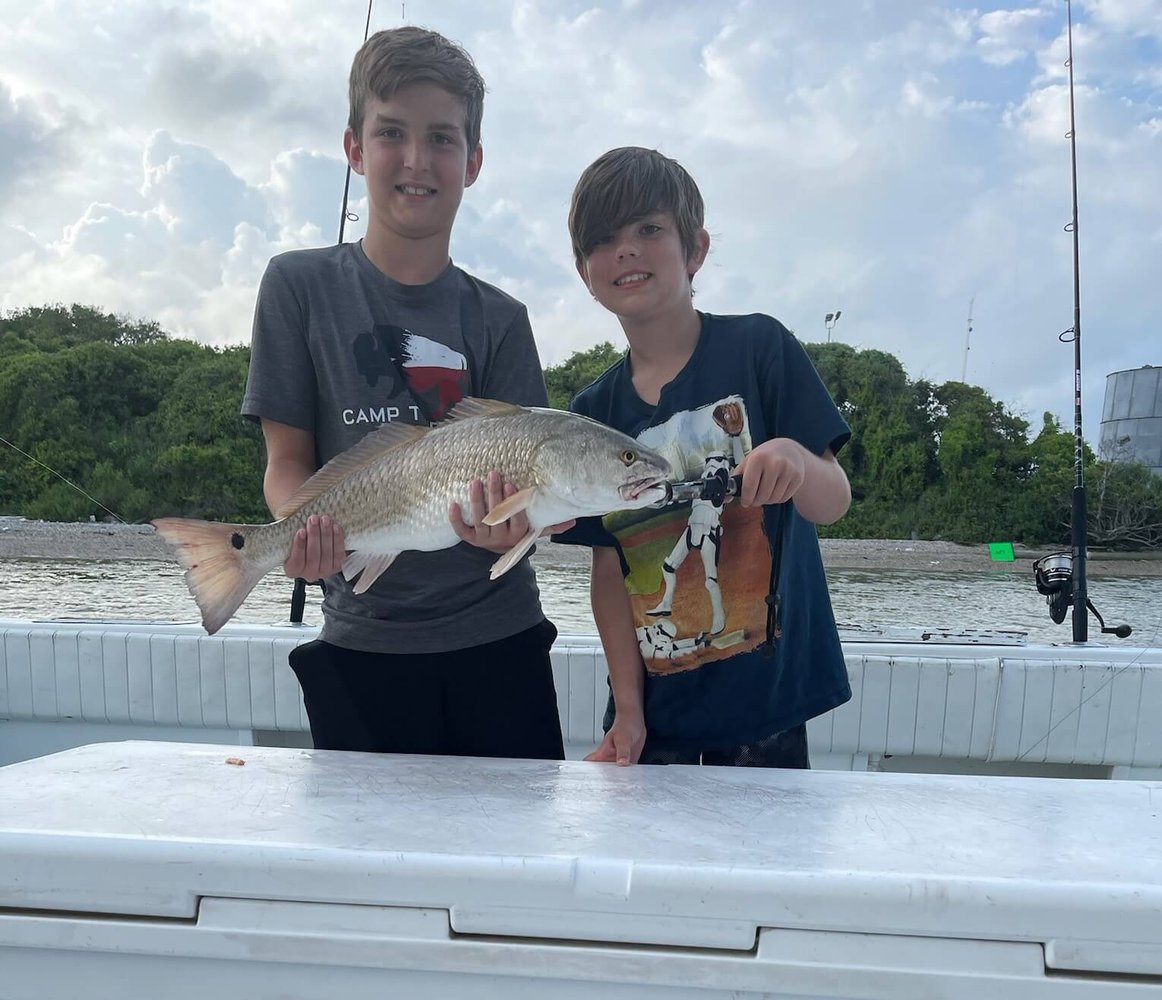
[638,723,810,768]
[289,618,565,760]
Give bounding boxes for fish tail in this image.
[151,518,270,634]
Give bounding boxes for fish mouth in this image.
[620,477,669,503]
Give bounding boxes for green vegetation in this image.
[0,305,266,523]
[2,304,1159,547]
[543,341,623,409]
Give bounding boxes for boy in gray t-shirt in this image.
[241,27,568,759]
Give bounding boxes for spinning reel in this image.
[1033,552,1132,639]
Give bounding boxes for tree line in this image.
[3,304,1159,548]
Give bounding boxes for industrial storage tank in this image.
[1100,365,1162,474]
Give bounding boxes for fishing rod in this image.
[335,0,377,246]
[288,0,378,624]
[1063,0,1086,643]
[1031,0,1131,643]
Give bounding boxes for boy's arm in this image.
[735,440,851,525]
[261,418,346,582]
[585,545,647,766]
[748,321,852,524]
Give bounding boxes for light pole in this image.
[824,310,842,342]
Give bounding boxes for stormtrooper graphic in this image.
[636,620,710,662]
[646,451,732,634]
[646,401,746,636]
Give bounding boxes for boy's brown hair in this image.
[348,27,486,149]
[569,147,705,265]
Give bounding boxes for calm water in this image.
[2,557,1160,648]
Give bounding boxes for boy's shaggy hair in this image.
[569,147,705,265]
[348,27,486,149]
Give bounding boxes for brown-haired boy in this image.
[242,27,566,759]
[559,146,853,767]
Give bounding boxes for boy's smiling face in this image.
[345,82,482,246]
[578,212,709,323]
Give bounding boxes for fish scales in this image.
[300,416,539,548]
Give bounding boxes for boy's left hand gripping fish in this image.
[151,397,672,634]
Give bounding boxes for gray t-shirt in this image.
[241,241,548,654]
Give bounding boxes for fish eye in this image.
[620,449,636,465]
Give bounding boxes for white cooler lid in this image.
[1,742,1159,976]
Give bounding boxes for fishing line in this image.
[0,433,127,524]
[1014,617,1162,763]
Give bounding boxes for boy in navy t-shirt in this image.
[559,147,852,767]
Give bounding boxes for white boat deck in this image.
[2,617,1160,778]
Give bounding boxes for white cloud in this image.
[976,8,1047,66]
[1083,0,1162,38]
[261,148,351,237]
[146,46,273,129]
[0,223,38,274]
[0,83,65,205]
[901,72,957,118]
[139,131,269,245]
[0,0,1158,445]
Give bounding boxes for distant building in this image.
[1100,366,1162,475]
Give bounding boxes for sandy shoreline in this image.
[2,515,1159,577]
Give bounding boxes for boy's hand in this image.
[284,514,346,581]
[734,438,807,507]
[584,710,646,766]
[449,471,575,553]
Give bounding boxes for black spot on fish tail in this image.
[231,533,245,550]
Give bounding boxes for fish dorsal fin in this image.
[274,422,429,520]
[441,397,525,424]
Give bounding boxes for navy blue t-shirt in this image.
[561,313,852,749]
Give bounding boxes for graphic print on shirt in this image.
[601,396,773,676]
[352,324,469,420]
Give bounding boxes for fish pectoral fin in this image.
[481,486,537,526]
[342,550,399,594]
[489,527,540,581]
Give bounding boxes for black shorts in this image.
[289,618,565,760]
[638,723,810,768]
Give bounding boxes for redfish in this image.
[152,398,671,634]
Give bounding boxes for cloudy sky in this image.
[2,0,1159,443]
